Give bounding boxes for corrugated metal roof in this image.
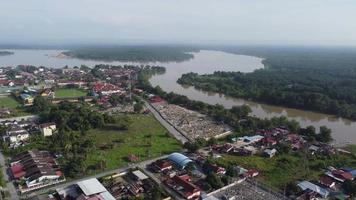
[77,178,107,196]
[132,170,148,180]
[99,191,116,200]
[297,181,329,198]
[168,152,193,169]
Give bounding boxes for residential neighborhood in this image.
[0,63,356,200]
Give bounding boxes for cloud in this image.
[0,0,355,45]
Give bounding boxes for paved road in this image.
[0,151,19,200]
[24,155,169,198]
[145,101,189,144]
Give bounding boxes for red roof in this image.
[332,170,353,181]
[93,82,120,93]
[0,80,11,85]
[245,169,259,177]
[319,175,335,187]
[149,96,163,103]
[171,175,200,198]
[11,164,25,179]
[154,160,172,170]
[127,154,139,162]
[261,137,276,144]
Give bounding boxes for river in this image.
[1,49,355,145]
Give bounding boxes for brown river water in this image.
[1,49,355,145]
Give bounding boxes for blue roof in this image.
[20,93,32,99]
[167,153,193,169]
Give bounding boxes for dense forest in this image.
[178,47,356,120]
[63,45,198,62]
[0,51,14,56]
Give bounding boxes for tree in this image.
[134,101,144,113]
[32,96,53,113]
[342,180,356,197]
[317,126,332,143]
[226,165,237,177]
[109,94,122,106]
[183,142,200,153]
[206,172,223,189]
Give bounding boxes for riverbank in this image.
[2,49,356,144]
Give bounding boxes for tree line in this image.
[138,69,333,143]
[178,69,356,120]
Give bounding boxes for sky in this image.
[0,0,355,46]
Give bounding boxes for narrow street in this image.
[0,151,19,200]
[144,101,189,144]
[25,155,169,198]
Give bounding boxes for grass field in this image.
[214,152,356,189]
[85,114,181,171]
[54,88,87,98]
[0,96,20,109]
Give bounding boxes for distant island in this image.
[0,51,14,56]
[63,46,198,62]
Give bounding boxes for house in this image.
[330,170,353,182]
[127,154,139,162]
[149,96,164,103]
[309,145,320,155]
[56,178,115,200]
[0,79,14,87]
[20,93,34,105]
[40,89,55,98]
[319,175,336,188]
[152,159,173,172]
[263,148,277,158]
[57,80,87,88]
[204,163,226,175]
[131,170,149,181]
[39,123,56,137]
[168,152,194,170]
[0,108,11,117]
[237,135,264,144]
[2,125,30,146]
[215,143,234,153]
[10,150,65,192]
[165,175,201,199]
[245,169,259,178]
[92,82,122,96]
[297,181,329,198]
[261,137,277,146]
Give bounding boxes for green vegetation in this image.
[85,114,181,170]
[54,88,87,98]
[0,165,5,187]
[0,96,30,117]
[64,46,198,62]
[213,152,356,189]
[0,96,20,109]
[344,144,356,154]
[0,51,14,56]
[178,46,356,120]
[3,99,180,178]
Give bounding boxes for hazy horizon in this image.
[1,0,356,46]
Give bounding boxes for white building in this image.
[39,123,56,137]
[2,126,29,145]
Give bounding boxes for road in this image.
[25,155,169,198]
[144,101,189,144]
[0,151,19,200]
